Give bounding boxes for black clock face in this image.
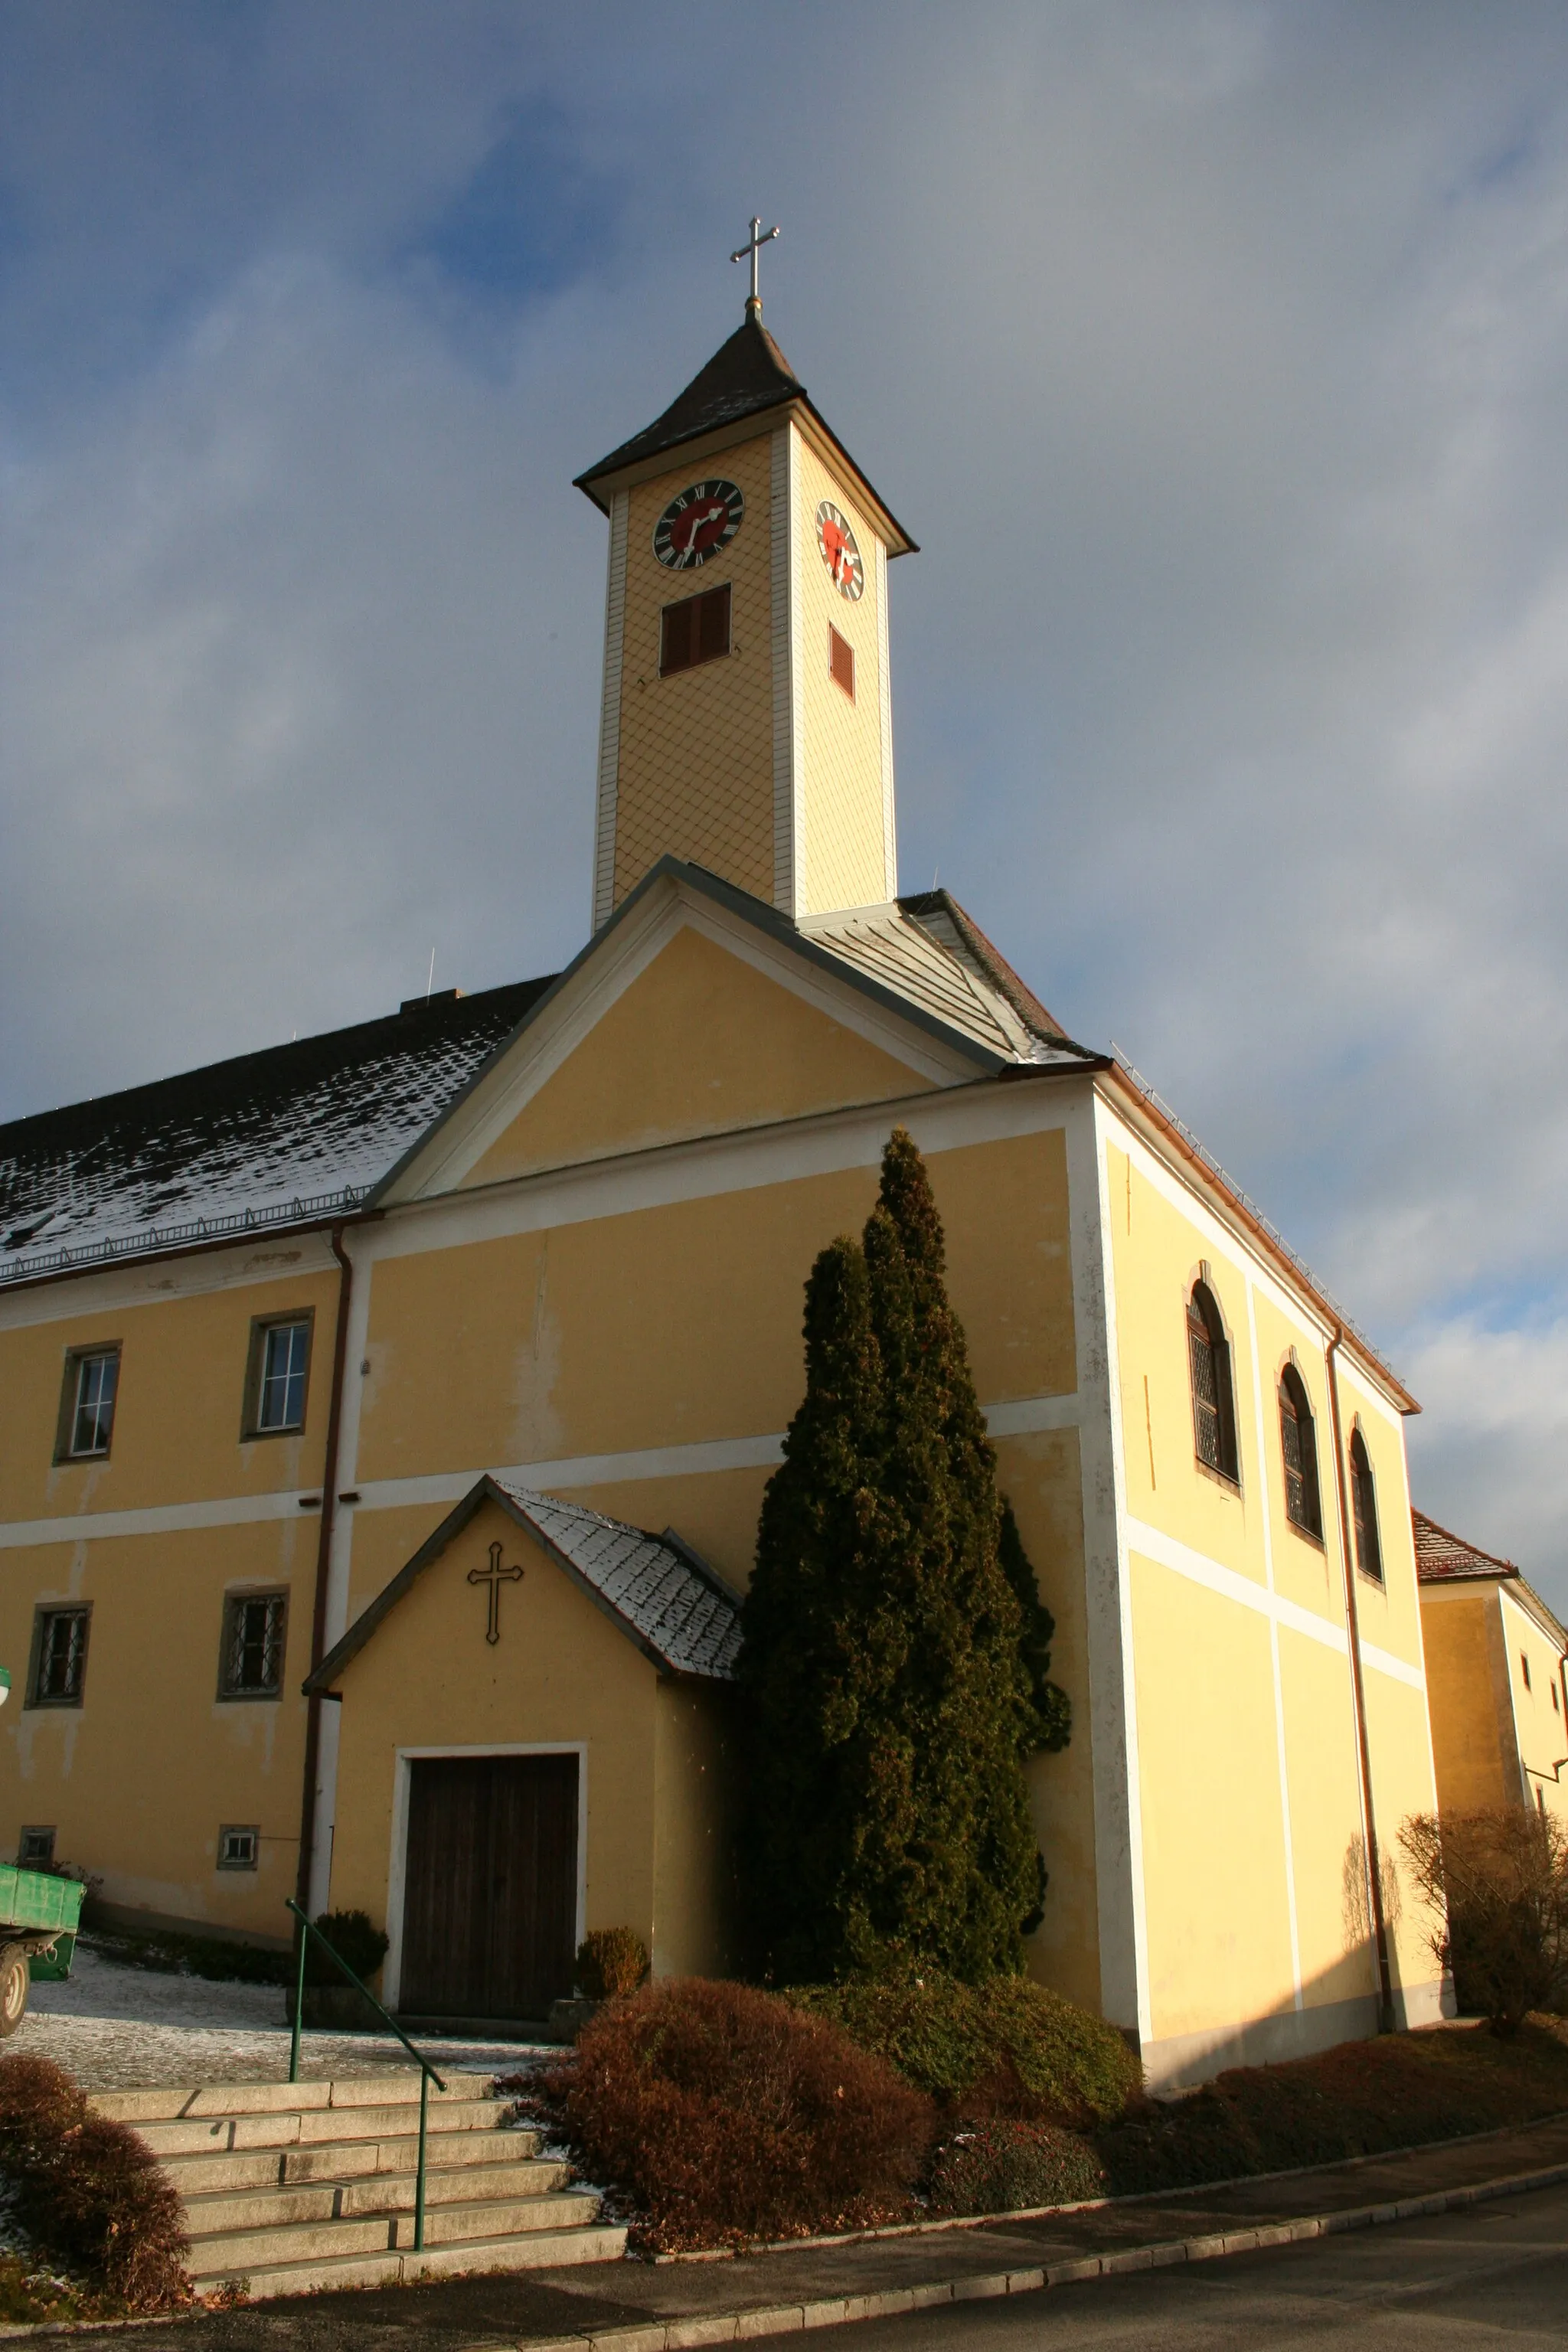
[653,479,744,570]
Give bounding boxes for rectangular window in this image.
[217,1825,259,1871]
[829,626,855,701]
[220,1592,287,1700]
[18,1827,56,1867]
[242,1312,312,1438]
[258,1321,309,1432]
[29,1607,90,1707]
[1522,1652,1533,1692]
[57,1348,120,1461]
[660,582,731,676]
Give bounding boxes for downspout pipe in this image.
[294,1222,356,1916]
[1326,1323,1396,2036]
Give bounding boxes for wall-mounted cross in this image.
[730,215,780,307]
[468,1539,524,1646]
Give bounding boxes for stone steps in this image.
[90,2074,626,2300]
[156,2123,544,2194]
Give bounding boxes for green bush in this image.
[575,1926,649,1999]
[789,1972,1139,2127]
[927,2120,1106,2216]
[302,1909,389,1988]
[538,1976,932,2251]
[0,2056,190,2312]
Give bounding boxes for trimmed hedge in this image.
[0,2056,190,2312]
[1096,2017,1568,2194]
[575,1926,649,2000]
[536,1976,932,2251]
[927,2120,1106,2216]
[302,1909,389,1988]
[789,1973,1139,2126]
[86,1925,292,1985]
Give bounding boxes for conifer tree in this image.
[739,1129,1070,1984]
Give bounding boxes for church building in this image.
[0,273,1445,2084]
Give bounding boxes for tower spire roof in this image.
[574,309,805,502]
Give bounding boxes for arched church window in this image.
[1279,1365,1322,1539]
[1187,1282,1238,1483]
[1349,1429,1383,1584]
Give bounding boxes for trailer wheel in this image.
[0,1944,29,2036]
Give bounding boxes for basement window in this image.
[18,1827,56,1867]
[660,583,731,676]
[217,1826,260,1871]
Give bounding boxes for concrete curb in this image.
[4,2148,1567,2343]
[501,2156,1568,2352]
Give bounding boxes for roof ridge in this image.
[0,975,554,1144]
[1412,1505,1519,1576]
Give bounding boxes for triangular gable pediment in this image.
[304,1475,742,1694]
[376,862,1000,1206]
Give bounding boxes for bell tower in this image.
[575,251,916,930]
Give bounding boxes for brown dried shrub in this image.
[1401,1808,1568,2034]
[541,1975,933,2251]
[574,1926,649,1999]
[0,2055,191,2312]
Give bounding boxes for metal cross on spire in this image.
[730,216,780,312]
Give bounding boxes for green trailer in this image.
[0,1863,84,2035]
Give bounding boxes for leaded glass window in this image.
[221,1592,287,1699]
[32,1607,90,1706]
[1279,1367,1322,1539]
[1187,1282,1239,1482]
[1350,1429,1383,1583]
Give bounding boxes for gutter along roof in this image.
[305,1475,743,1690]
[1104,1050,1417,1416]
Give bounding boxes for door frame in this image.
[382,1742,588,2013]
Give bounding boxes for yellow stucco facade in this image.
[0,299,1446,2082]
[1419,1570,1568,1828]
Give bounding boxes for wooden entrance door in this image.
[399,1753,579,2021]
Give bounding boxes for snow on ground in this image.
[10,1947,552,2092]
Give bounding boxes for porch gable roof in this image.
[304,1474,743,1693]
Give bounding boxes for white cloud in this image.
[2,0,1567,1580]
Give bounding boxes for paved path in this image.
[806,2180,1568,2347]
[38,2112,1568,2350]
[11,1947,550,2089]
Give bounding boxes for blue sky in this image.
[2,1,1566,1602]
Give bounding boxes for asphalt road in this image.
[831,2180,1568,2350]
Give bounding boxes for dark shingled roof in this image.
[576,308,805,492]
[0,978,554,1285]
[1413,1508,1518,1583]
[305,1474,743,1691]
[574,308,916,551]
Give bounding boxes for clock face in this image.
[816,500,864,601]
[652,479,744,570]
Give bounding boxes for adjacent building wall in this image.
[1096,1091,1441,2084]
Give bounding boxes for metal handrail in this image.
[285,1898,446,2252]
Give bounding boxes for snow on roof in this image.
[306,1474,743,1690]
[0,980,552,1286]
